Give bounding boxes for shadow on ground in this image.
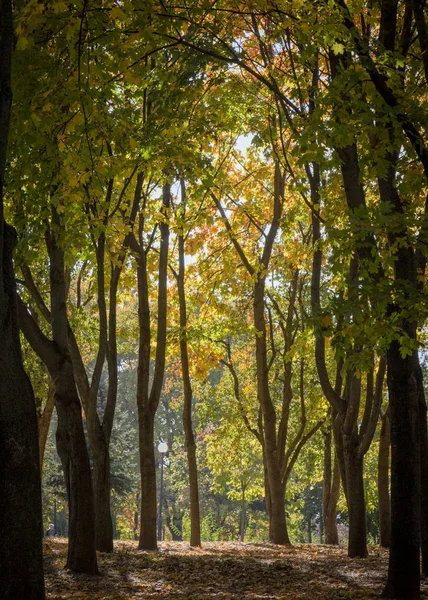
[43,539,428,599]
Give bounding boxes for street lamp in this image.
[157,441,168,541]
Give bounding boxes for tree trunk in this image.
[344,445,367,558]
[324,462,340,545]
[262,448,274,542]
[378,411,391,548]
[418,375,428,577]
[212,164,285,544]
[0,230,46,600]
[92,441,113,552]
[375,119,422,597]
[306,517,312,543]
[53,361,98,573]
[382,342,420,599]
[177,199,201,548]
[323,424,340,545]
[138,406,157,549]
[240,486,246,542]
[0,1,45,595]
[135,182,170,551]
[48,205,98,574]
[255,281,289,545]
[38,381,55,470]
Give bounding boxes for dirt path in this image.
[43,539,428,599]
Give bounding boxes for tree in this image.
[171,178,201,547]
[133,181,171,550]
[0,0,45,595]
[378,410,391,548]
[328,1,428,594]
[18,203,98,574]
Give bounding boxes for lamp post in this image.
[157,441,168,541]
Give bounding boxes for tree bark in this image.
[48,204,98,574]
[136,182,170,550]
[344,444,367,557]
[38,382,55,470]
[254,278,289,545]
[325,458,340,545]
[240,485,246,542]
[92,438,113,553]
[138,405,157,549]
[378,411,391,548]
[374,89,422,596]
[176,184,201,547]
[0,0,45,594]
[323,422,340,545]
[0,226,46,598]
[18,204,98,573]
[419,374,428,577]
[382,341,420,599]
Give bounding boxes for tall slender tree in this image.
[0,0,45,596]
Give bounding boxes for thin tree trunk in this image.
[177,210,201,547]
[240,485,246,542]
[136,182,170,550]
[378,411,391,548]
[38,382,55,470]
[212,162,287,544]
[323,422,340,545]
[255,281,289,545]
[48,205,98,574]
[307,517,312,543]
[325,458,340,545]
[262,447,274,541]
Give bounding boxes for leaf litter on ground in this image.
[43,539,428,599]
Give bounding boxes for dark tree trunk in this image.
[263,448,274,542]
[69,256,124,553]
[375,98,422,595]
[418,374,428,577]
[382,342,421,599]
[38,382,55,470]
[255,281,289,545]
[240,486,246,542]
[323,423,340,545]
[53,362,98,573]
[0,230,46,600]
[344,445,367,558]
[92,441,113,552]
[378,411,391,548]
[138,406,157,549]
[324,460,340,545]
[176,186,201,547]
[0,1,45,595]
[48,205,98,574]
[136,182,170,550]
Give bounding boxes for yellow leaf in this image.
[110,6,126,20]
[320,314,333,328]
[53,1,68,13]
[16,36,29,50]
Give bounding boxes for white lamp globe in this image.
[158,441,168,454]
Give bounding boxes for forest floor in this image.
[43,538,428,600]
